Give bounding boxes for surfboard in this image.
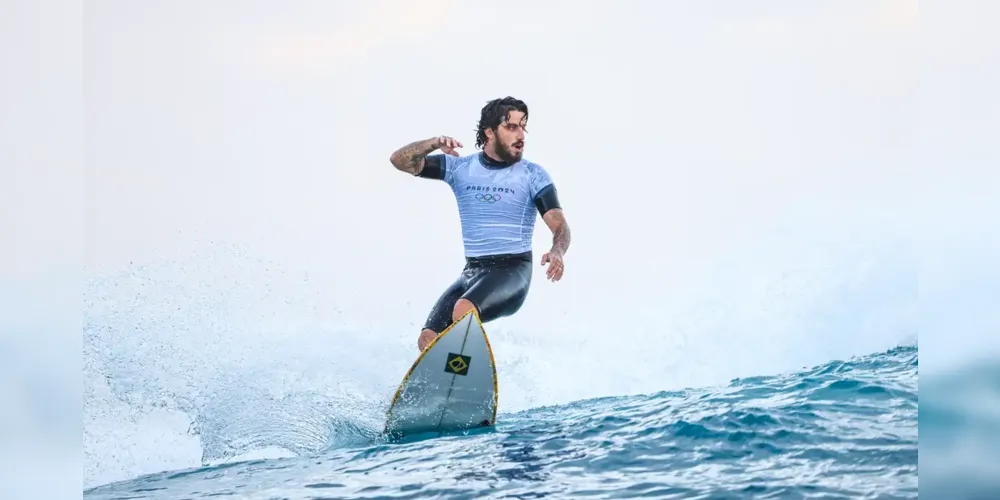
[383,309,498,440]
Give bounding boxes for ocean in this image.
[84,344,917,499]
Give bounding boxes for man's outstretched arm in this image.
[389,135,462,176]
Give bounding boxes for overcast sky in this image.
[0,0,994,376]
[77,0,929,302]
[3,0,989,354]
[81,0,924,277]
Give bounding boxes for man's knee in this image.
[452,298,478,323]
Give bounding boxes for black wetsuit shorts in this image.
[422,251,533,333]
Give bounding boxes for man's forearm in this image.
[389,137,438,175]
[551,223,571,256]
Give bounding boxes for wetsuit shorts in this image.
[422,251,533,333]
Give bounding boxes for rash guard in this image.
[418,151,562,258]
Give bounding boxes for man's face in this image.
[489,110,527,162]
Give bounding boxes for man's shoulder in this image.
[518,158,554,180]
[515,158,556,197]
[425,152,475,179]
[510,157,544,173]
[445,153,477,169]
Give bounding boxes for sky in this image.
[76,0,951,358]
[80,0,926,303]
[2,0,999,494]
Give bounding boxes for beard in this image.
[494,139,524,163]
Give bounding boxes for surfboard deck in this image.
[383,309,498,440]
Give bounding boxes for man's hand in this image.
[434,135,462,156]
[541,250,565,281]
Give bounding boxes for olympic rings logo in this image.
[475,193,502,203]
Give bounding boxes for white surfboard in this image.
[384,309,498,439]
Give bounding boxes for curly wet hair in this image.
[475,97,529,150]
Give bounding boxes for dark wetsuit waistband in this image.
[465,251,533,265]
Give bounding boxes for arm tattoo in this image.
[551,221,571,256]
[389,138,438,175]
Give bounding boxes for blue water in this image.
[84,345,917,499]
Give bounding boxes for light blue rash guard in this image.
[418,151,561,258]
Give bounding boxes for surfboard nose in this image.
[384,310,498,439]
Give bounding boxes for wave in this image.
[84,344,917,499]
[82,236,916,491]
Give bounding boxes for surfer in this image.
[389,96,571,351]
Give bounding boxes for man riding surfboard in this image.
[389,96,571,351]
